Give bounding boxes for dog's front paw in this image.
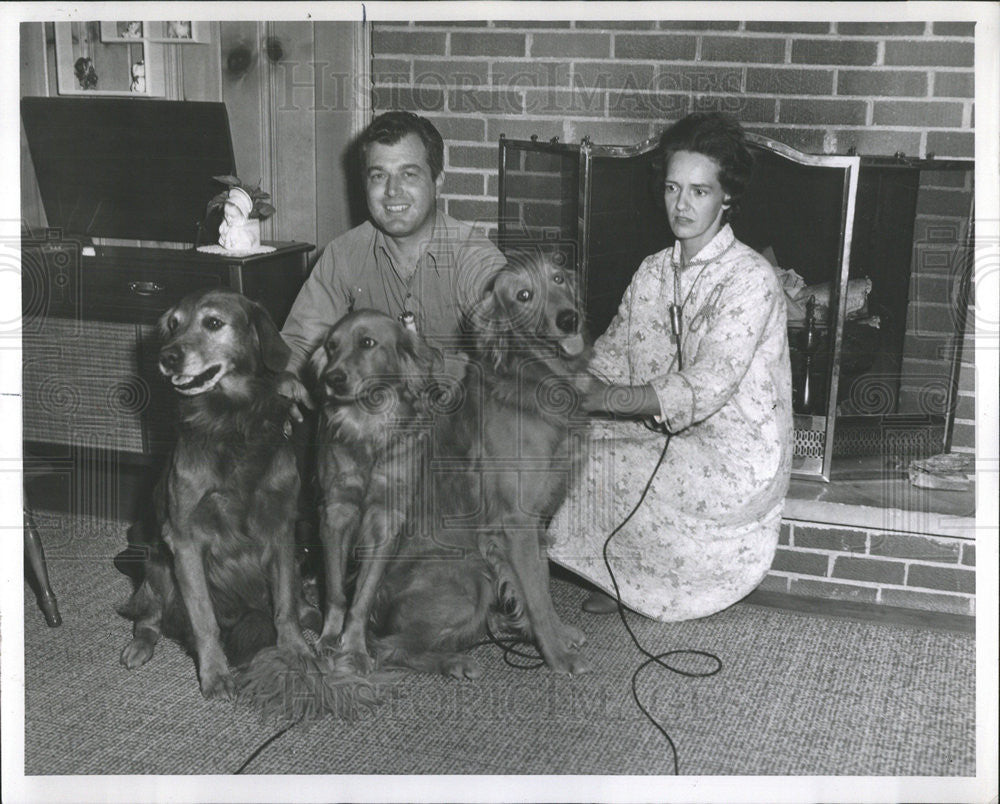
[317,605,346,648]
[199,663,237,700]
[278,628,314,659]
[120,637,155,669]
[558,622,588,650]
[333,648,375,676]
[440,654,483,680]
[545,647,592,676]
[316,633,341,656]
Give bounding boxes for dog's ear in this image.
[306,333,330,387]
[468,289,513,372]
[396,327,443,402]
[247,300,291,373]
[157,304,178,340]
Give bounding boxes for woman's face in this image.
[663,150,731,260]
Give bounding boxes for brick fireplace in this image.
[368,18,977,617]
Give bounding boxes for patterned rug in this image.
[20,512,975,780]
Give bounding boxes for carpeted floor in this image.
[20,511,975,777]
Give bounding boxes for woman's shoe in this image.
[582,590,619,614]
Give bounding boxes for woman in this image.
[548,112,792,621]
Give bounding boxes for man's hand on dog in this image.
[277,371,315,423]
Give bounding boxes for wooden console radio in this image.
[21,97,314,459]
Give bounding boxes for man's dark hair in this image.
[359,111,445,181]
[658,112,754,223]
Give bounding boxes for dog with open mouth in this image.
[117,288,315,699]
[370,249,596,678]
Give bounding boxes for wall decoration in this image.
[144,21,210,44]
[100,21,143,42]
[55,22,164,96]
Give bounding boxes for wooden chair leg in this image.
[24,509,62,627]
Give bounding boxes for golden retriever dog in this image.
[371,251,593,678]
[310,309,441,674]
[118,289,312,699]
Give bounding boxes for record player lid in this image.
[21,96,236,244]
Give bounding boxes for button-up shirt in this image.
[281,210,506,374]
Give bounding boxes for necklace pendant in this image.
[398,311,417,332]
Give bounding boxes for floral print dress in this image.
[548,224,793,621]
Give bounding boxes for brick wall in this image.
[899,170,975,454]
[769,519,975,615]
[371,19,975,224]
[371,20,979,618]
[372,18,978,450]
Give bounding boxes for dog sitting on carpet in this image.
[369,250,595,678]
[117,289,315,699]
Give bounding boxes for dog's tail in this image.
[224,609,278,668]
[238,647,400,722]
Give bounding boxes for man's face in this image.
[364,133,443,241]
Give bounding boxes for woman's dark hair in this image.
[658,111,754,223]
[358,110,445,181]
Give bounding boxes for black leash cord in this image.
[236,623,544,773]
[477,429,722,775]
[234,437,719,774]
[234,714,305,774]
[480,620,546,670]
[601,431,722,776]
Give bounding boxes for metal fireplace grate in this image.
[832,415,946,459]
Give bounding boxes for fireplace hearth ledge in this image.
[785,456,975,539]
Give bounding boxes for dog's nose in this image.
[325,368,349,395]
[555,310,578,333]
[159,346,182,373]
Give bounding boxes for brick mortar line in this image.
[769,569,976,596]
[382,95,973,116]
[768,580,975,608]
[770,567,974,591]
[376,58,975,73]
[783,544,970,569]
[431,112,973,132]
[375,90,972,110]
[788,522,975,542]
[377,24,974,41]
[385,58,975,73]
[378,79,975,105]
[903,556,976,570]
[703,121,969,133]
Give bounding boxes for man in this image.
[279,110,506,413]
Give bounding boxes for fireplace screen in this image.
[497,133,973,481]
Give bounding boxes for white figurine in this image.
[217,187,261,251]
[130,60,145,93]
